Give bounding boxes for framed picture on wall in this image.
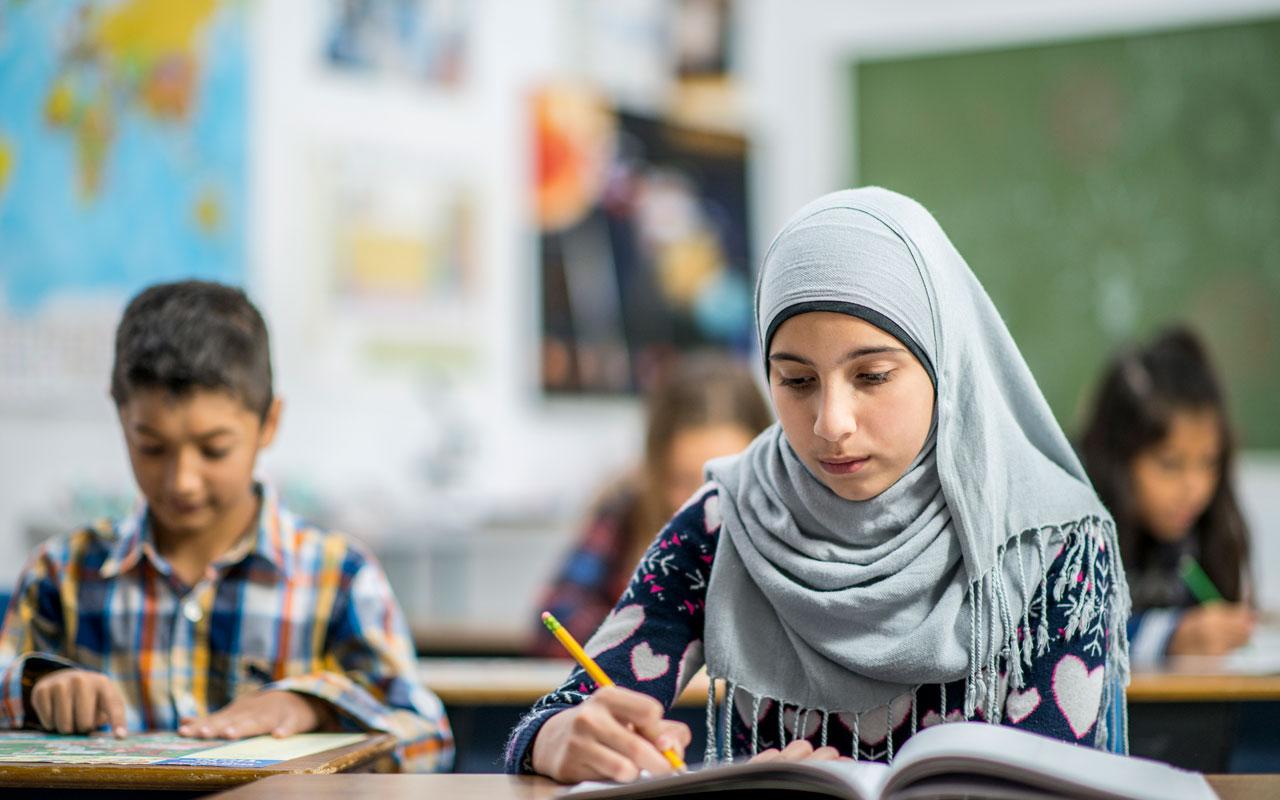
[533,85,754,396]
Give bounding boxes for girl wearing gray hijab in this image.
[506,188,1130,783]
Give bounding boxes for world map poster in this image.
[0,0,246,414]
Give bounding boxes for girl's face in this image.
[768,311,935,501]
[662,424,758,514]
[1130,408,1223,543]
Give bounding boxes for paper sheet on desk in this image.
[158,732,368,767]
[562,760,891,799]
[1224,624,1280,674]
[1170,623,1280,674]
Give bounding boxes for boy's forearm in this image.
[265,671,454,772]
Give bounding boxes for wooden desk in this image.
[413,624,532,657]
[420,658,717,707]
[0,732,394,793]
[421,657,1280,707]
[209,772,1277,800]
[1129,672,1280,703]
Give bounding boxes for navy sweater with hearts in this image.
[506,484,1121,772]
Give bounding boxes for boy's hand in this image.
[531,686,691,783]
[30,668,128,737]
[179,690,338,740]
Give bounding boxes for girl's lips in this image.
[817,456,870,475]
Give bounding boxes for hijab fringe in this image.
[704,516,1130,763]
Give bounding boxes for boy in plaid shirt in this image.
[0,281,453,772]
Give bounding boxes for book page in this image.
[885,722,1215,800]
[563,759,891,800]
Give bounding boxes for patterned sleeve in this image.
[1125,608,1182,670]
[0,539,85,729]
[504,484,722,774]
[997,525,1122,748]
[528,487,637,658]
[269,548,454,773]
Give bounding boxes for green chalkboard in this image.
[853,17,1280,448]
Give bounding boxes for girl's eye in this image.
[778,375,814,390]
[858,371,891,385]
[203,449,230,460]
[138,445,165,457]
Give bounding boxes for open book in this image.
[565,722,1216,800]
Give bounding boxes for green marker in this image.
[1178,555,1223,604]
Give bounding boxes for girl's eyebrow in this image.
[768,346,906,366]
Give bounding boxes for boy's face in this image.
[117,388,280,540]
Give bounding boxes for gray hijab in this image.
[702,188,1128,751]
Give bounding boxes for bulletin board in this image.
[853,17,1280,447]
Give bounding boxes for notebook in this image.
[565,722,1216,800]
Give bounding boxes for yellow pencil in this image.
[541,611,688,772]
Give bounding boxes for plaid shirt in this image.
[0,485,453,772]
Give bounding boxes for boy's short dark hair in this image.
[110,280,274,419]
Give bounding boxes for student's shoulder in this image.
[18,518,127,579]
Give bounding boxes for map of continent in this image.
[0,0,245,313]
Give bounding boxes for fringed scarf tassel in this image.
[703,515,1130,763]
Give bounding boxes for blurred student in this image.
[0,281,453,771]
[1081,326,1254,667]
[530,353,772,657]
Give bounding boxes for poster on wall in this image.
[0,0,246,415]
[306,145,482,492]
[533,85,753,396]
[312,146,479,377]
[324,0,469,88]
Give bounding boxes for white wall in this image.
[3,0,1277,628]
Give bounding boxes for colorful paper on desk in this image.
[0,731,366,767]
[160,732,367,767]
[0,732,217,765]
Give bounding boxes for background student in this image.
[0,281,453,772]
[1081,326,1255,667]
[531,353,772,657]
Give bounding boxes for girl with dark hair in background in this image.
[1081,326,1254,667]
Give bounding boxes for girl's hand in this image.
[178,689,338,739]
[531,686,691,783]
[750,739,845,763]
[1168,602,1255,656]
[30,668,128,737]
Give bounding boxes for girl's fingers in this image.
[777,739,816,761]
[73,676,99,732]
[644,718,693,756]
[595,686,666,727]
[584,708,675,777]
[576,739,643,783]
[810,745,842,761]
[750,747,782,763]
